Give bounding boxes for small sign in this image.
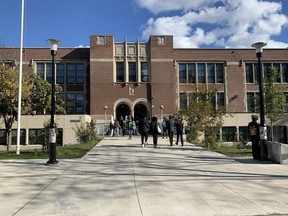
[49,128,56,143]
[260,126,267,140]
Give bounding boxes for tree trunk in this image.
[6,130,11,151]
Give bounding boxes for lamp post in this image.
[251,42,268,160]
[160,105,164,119]
[46,39,61,165]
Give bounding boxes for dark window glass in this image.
[67,64,75,84]
[179,64,187,83]
[245,63,254,83]
[128,62,137,82]
[207,63,215,83]
[222,127,237,142]
[56,63,64,84]
[188,64,196,83]
[37,63,45,80]
[216,64,224,83]
[283,64,288,83]
[141,62,148,82]
[179,93,187,109]
[76,64,84,84]
[198,63,205,83]
[116,62,124,82]
[46,63,52,84]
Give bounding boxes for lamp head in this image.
[104,106,108,109]
[46,39,61,52]
[251,42,267,53]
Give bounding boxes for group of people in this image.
[138,114,186,148]
[108,114,186,148]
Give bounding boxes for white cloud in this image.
[137,0,288,48]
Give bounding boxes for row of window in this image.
[179,92,225,110]
[57,93,85,114]
[37,63,85,85]
[0,129,63,145]
[179,63,224,84]
[245,62,288,84]
[116,62,148,83]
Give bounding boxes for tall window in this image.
[222,127,237,142]
[179,93,187,109]
[179,64,187,83]
[283,64,288,83]
[141,62,148,82]
[128,62,137,82]
[116,62,124,82]
[207,63,215,83]
[66,93,85,114]
[188,64,196,83]
[66,63,84,84]
[198,63,206,83]
[216,64,224,83]
[56,63,64,84]
[247,92,259,112]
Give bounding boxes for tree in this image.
[29,74,66,115]
[263,67,288,141]
[0,64,32,150]
[179,85,228,148]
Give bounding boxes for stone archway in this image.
[116,103,131,120]
[133,103,148,122]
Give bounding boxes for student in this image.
[175,117,184,146]
[248,115,260,160]
[150,116,160,148]
[166,115,175,146]
[138,115,149,147]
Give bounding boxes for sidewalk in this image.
[1,136,288,216]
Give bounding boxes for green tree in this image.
[180,85,228,148]
[263,67,288,140]
[0,64,32,150]
[29,74,66,115]
[74,120,98,142]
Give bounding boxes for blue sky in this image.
[1,0,288,48]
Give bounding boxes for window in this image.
[216,64,224,83]
[128,62,137,82]
[56,63,64,84]
[198,63,206,83]
[245,63,254,83]
[158,36,165,45]
[247,92,259,112]
[179,93,187,109]
[116,62,124,82]
[29,129,42,145]
[216,92,225,108]
[239,126,248,142]
[46,63,52,83]
[98,36,106,44]
[283,64,288,83]
[66,93,85,114]
[141,62,148,82]
[76,64,84,84]
[207,63,215,83]
[37,63,45,80]
[222,127,237,142]
[188,64,196,83]
[179,64,187,83]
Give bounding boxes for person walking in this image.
[138,115,149,147]
[175,117,184,146]
[248,115,260,160]
[166,115,175,146]
[162,117,168,138]
[150,116,160,148]
[127,116,134,139]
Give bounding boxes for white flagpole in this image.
[16,0,25,154]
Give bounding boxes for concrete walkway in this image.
[1,136,288,216]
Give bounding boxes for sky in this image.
[1,0,288,49]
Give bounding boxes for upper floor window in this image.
[141,62,148,82]
[179,63,224,84]
[128,62,137,82]
[245,62,288,84]
[98,36,106,44]
[158,36,165,45]
[116,62,124,82]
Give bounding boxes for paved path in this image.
[1,136,288,216]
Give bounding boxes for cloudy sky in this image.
[1,0,288,48]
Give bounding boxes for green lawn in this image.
[0,139,100,160]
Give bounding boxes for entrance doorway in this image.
[116,104,130,120]
[134,103,148,122]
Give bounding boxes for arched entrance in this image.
[116,103,130,120]
[134,103,148,122]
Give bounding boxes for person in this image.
[162,117,168,138]
[166,115,175,146]
[113,119,120,137]
[119,116,126,136]
[138,115,149,147]
[182,117,187,135]
[127,116,134,139]
[150,116,160,148]
[109,121,114,137]
[175,117,184,146]
[248,115,260,160]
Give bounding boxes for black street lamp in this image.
[251,42,268,160]
[46,39,61,165]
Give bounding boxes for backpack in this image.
[128,120,133,129]
[249,125,257,136]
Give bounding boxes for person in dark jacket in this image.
[175,117,184,146]
[248,115,260,160]
[166,115,175,146]
[138,115,149,147]
[150,116,160,148]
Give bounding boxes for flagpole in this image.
[16,0,25,154]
